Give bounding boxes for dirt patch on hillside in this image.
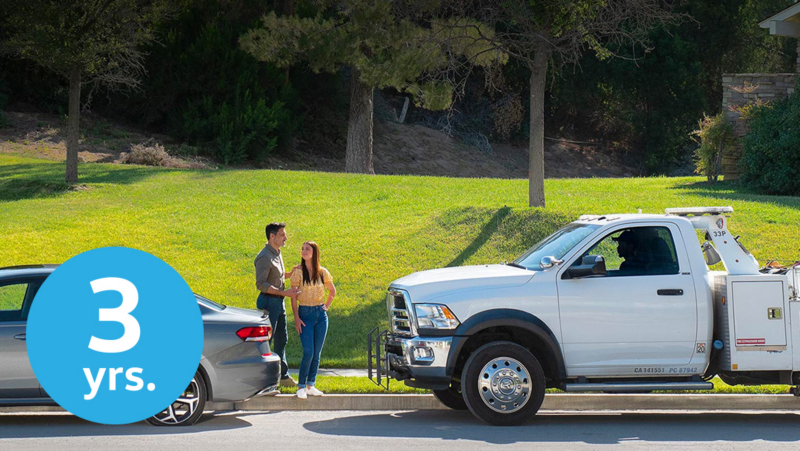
[372,122,638,179]
[1,110,638,178]
[0,111,210,169]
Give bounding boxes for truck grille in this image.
[387,290,414,336]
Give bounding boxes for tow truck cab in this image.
[369,207,800,425]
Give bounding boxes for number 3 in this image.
[88,277,141,353]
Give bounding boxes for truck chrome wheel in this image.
[461,341,545,426]
[478,357,532,413]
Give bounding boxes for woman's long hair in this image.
[300,241,322,285]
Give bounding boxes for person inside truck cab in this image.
[613,230,647,275]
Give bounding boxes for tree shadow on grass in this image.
[446,206,511,267]
[0,163,176,202]
[316,206,571,367]
[669,181,800,211]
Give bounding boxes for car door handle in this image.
[14,334,26,341]
[657,289,684,296]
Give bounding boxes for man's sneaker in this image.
[261,388,279,397]
[306,386,324,397]
[296,388,307,399]
[280,376,297,387]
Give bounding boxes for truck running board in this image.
[564,381,714,392]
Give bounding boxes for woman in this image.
[289,241,336,399]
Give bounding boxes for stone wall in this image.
[721,73,796,180]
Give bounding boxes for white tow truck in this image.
[368,207,800,425]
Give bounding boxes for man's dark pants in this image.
[257,293,289,379]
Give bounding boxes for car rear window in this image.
[195,294,227,311]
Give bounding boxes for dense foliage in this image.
[0,0,797,171]
[548,0,795,173]
[0,82,8,128]
[740,83,800,195]
[99,0,298,164]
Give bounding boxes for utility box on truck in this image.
[714,274,794,374]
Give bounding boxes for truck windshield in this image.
[512,223,599,270]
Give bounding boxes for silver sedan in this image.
[0,265,281,426]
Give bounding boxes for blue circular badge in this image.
[27,247,204,425]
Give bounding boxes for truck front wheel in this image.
[433,385,467,410]
[461,341,545,426]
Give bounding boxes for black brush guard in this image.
[367,326,390,390]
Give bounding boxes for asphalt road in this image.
[2,409,800,450]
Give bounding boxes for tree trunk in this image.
[528,45,549,208]
[66,66,81,184]
[345,68,375,174]
[282,0,294,85]
[713,141,723,182]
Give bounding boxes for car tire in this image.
[433,385,468,410]
[146,370,207,426]
[461,341,545,426]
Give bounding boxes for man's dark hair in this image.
[265,222,286,240]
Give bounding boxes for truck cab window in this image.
[583,226,679,276]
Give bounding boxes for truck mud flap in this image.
[367,326,390,390]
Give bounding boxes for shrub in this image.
[493,94,524,141]
[121,139,173,167]
[178,87,285,164]
[740,84,800,196]
[691,113,734,182]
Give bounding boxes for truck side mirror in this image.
[539,256,564,269]
[564,255,607,279]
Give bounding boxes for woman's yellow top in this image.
[290,267,333,306]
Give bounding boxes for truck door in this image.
[556,223,698,375]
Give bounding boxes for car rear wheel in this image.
[461,341,545,426]
[146,370,207,426]
[433,384,468,410]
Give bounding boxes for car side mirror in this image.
[563,255,607,279]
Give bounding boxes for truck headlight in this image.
[414,304,460,330]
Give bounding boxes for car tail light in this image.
[236,326,272,342]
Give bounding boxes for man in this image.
[255,222,300,387]
[613,229,645,275]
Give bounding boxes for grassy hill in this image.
[2,154,799,367]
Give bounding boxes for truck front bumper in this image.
[384,335,453,390]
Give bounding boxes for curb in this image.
[4,394,799,414]
[227,393,800,412]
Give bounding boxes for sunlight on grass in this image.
[278,376,428,394]
[2,155,799,368]
[0,283,26,311]
[277,376,789,394]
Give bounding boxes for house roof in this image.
[760,2,800,37]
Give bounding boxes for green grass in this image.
[278,376,428,394]
[279,376,790,394]
[701,377,791,394]
[2,154,800,368]
[0,283,26,311]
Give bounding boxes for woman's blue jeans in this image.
[297,305,328,388]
